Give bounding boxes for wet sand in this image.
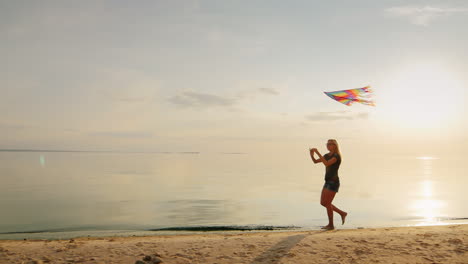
[0,224,466,264]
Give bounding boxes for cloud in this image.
[235,86,281,102]
[385,6,468,26]
[0,123,29,130]
[306,111,369,122]
[258,87,279,95]
[169,91,237,108]
[88,131,154,138]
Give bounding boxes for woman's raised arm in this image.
[314,149,337,167]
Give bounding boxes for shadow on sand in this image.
[249,233,307,264]
[250,230,330,264]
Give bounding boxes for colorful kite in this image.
[324,86,375,106]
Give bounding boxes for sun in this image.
[376,63,464,131]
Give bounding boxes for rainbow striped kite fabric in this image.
[324,86,375,106]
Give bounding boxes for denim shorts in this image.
[323,181,340,192]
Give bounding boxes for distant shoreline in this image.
[0,149,247,154]
[0,149,201,154]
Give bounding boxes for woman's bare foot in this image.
[321,225,335,230]
[341,212,347,225]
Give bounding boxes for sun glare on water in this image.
[416,156,438,160]
[410,158,446,225]
[411,181,445,222]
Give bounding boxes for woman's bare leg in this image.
[320,188,347,227]
[320,188,336,229]
[331,204,347,224]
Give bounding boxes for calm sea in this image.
[1,150,467,239]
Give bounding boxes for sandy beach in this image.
[0,224,466,264]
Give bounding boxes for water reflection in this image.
[1,151,467,238]
[410,157,446,224]
[160,199,243,226]
[411,197,445,221]
[39,154,46,167]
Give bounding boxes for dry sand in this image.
[0,224,467,264]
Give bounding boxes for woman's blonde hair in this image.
[328,139,341,156]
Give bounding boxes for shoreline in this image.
[1,220,467,241]
[1,224,466,263]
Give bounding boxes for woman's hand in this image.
[310,148,321,164]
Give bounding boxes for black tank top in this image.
[324,153,341,182]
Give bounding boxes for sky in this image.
[2,0,468,156]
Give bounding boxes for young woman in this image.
[309,139,347,230]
